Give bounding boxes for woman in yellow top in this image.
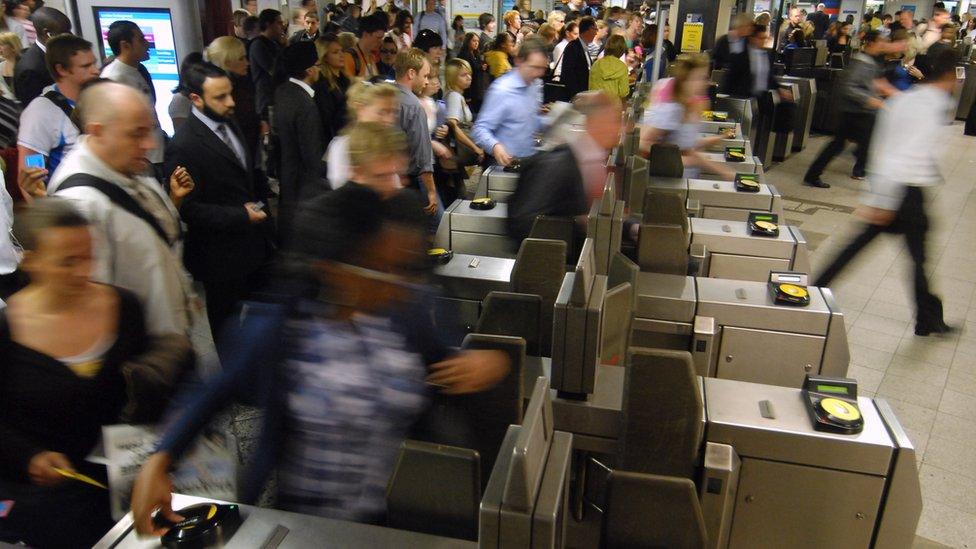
[589,34,630,99]
[485,32,514,79]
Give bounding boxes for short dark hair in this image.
[243,15,259,34]
[478,12,494,29]
[861,29,882,45]
[578,16,596,34]
[750,23,767,36]
[12,198,89,252]
[106,20,140,56]
[258,8,282,31]
[184,61,229,97]
[45,34,93,80]
[926,45,961,80]
[414,28,443,51]
[358,12,388,35]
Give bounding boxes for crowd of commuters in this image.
[0,0,970,547]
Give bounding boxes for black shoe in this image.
[851,173,866,181]
[804,178,830,188]
[915,322,956,336]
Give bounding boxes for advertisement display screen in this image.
[92,7,179,135]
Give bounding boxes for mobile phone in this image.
[250,201,265,211]
[24,154,44,169]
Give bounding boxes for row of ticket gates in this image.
[99,98,922,548]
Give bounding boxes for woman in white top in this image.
[325,81,399,189]
[551,21,579,79]
[0,11,25,51]
[443,58,484,165]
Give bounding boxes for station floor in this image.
[765,122,976,549]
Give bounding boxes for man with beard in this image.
[165,62,275,342]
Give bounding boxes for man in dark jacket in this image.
[807,3,830,39]
[272,41,325,244]
[508,91,622,244]
[289,9,320,44]
[14,7,71,104]
[712,13,754,71]
[164,62,275,341]
[249,9,286,121]
[721,24,778,99]
[803,31,894,188]
[560,16,598,100]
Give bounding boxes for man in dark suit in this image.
[712,13,754,71]
[165,62,275,341]
[249,8,286,121]
[560,16,598,100]
[721,24,778,99]
[508,91,621,244]
[273,41,325,244]
[14,7,71,105]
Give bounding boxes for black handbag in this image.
[453,122,480,167]
[543,49,570,103]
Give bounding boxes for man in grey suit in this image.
[272,41,324,244]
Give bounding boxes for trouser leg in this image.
[900,187,944,327]
[805,124,851,180]
[851,113,877,178]
[814,222,884,288]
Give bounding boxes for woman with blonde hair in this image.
[313,32,351,150]
[205,35,261,155]
[638,53,734,179]
[442,58,484,202]
[547,10,565,33]
[325,80,398,189]
[0,31,21,100]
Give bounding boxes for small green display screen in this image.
[754,215,774,222]
[817,384,849,394]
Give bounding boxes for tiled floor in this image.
[764,122,976,549]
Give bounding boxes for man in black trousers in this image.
[165,62,275,342]
[803,31,897,188]
[273,41,325,244]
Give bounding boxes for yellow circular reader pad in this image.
[779,283,808,298]
[755,220,778,231]
[819,398,861,422]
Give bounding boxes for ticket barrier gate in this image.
[956,62,976,120]
[434,199,513,258]
[514,280,918,548]
[480,377,574,548]
[624,156,784,222]
[475,165,519,203]
[636,192,811,282]
[431,238,566,353]
[630,271,850,389]
[712,96,757,145]
[772,81,800,161]
[699,142,761,175]
[777,75,817,151]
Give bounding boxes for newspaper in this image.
[102,424,237,521]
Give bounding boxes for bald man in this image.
[47,82,194,336]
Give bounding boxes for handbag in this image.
[453,121,480,167]
[543,49,570,103]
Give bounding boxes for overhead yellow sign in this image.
[681,22,704,53]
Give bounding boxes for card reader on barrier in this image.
[803,374,864,434]
[434,199,513,258]
[475,166,519,203]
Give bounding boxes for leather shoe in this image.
[803,178,830,188]
[915,323,956,337]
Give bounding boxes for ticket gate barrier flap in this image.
[701,377,920,549]
[772,82,800,161]
[777,76,817,151]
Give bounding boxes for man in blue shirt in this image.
[472,36,549,166]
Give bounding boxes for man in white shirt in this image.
[0,175,18,303]
[18,34,99,177]
[814,47,961,337]
[48,82,194,336]
[100,19,166,170]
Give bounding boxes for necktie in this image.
[216,124,245,167]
